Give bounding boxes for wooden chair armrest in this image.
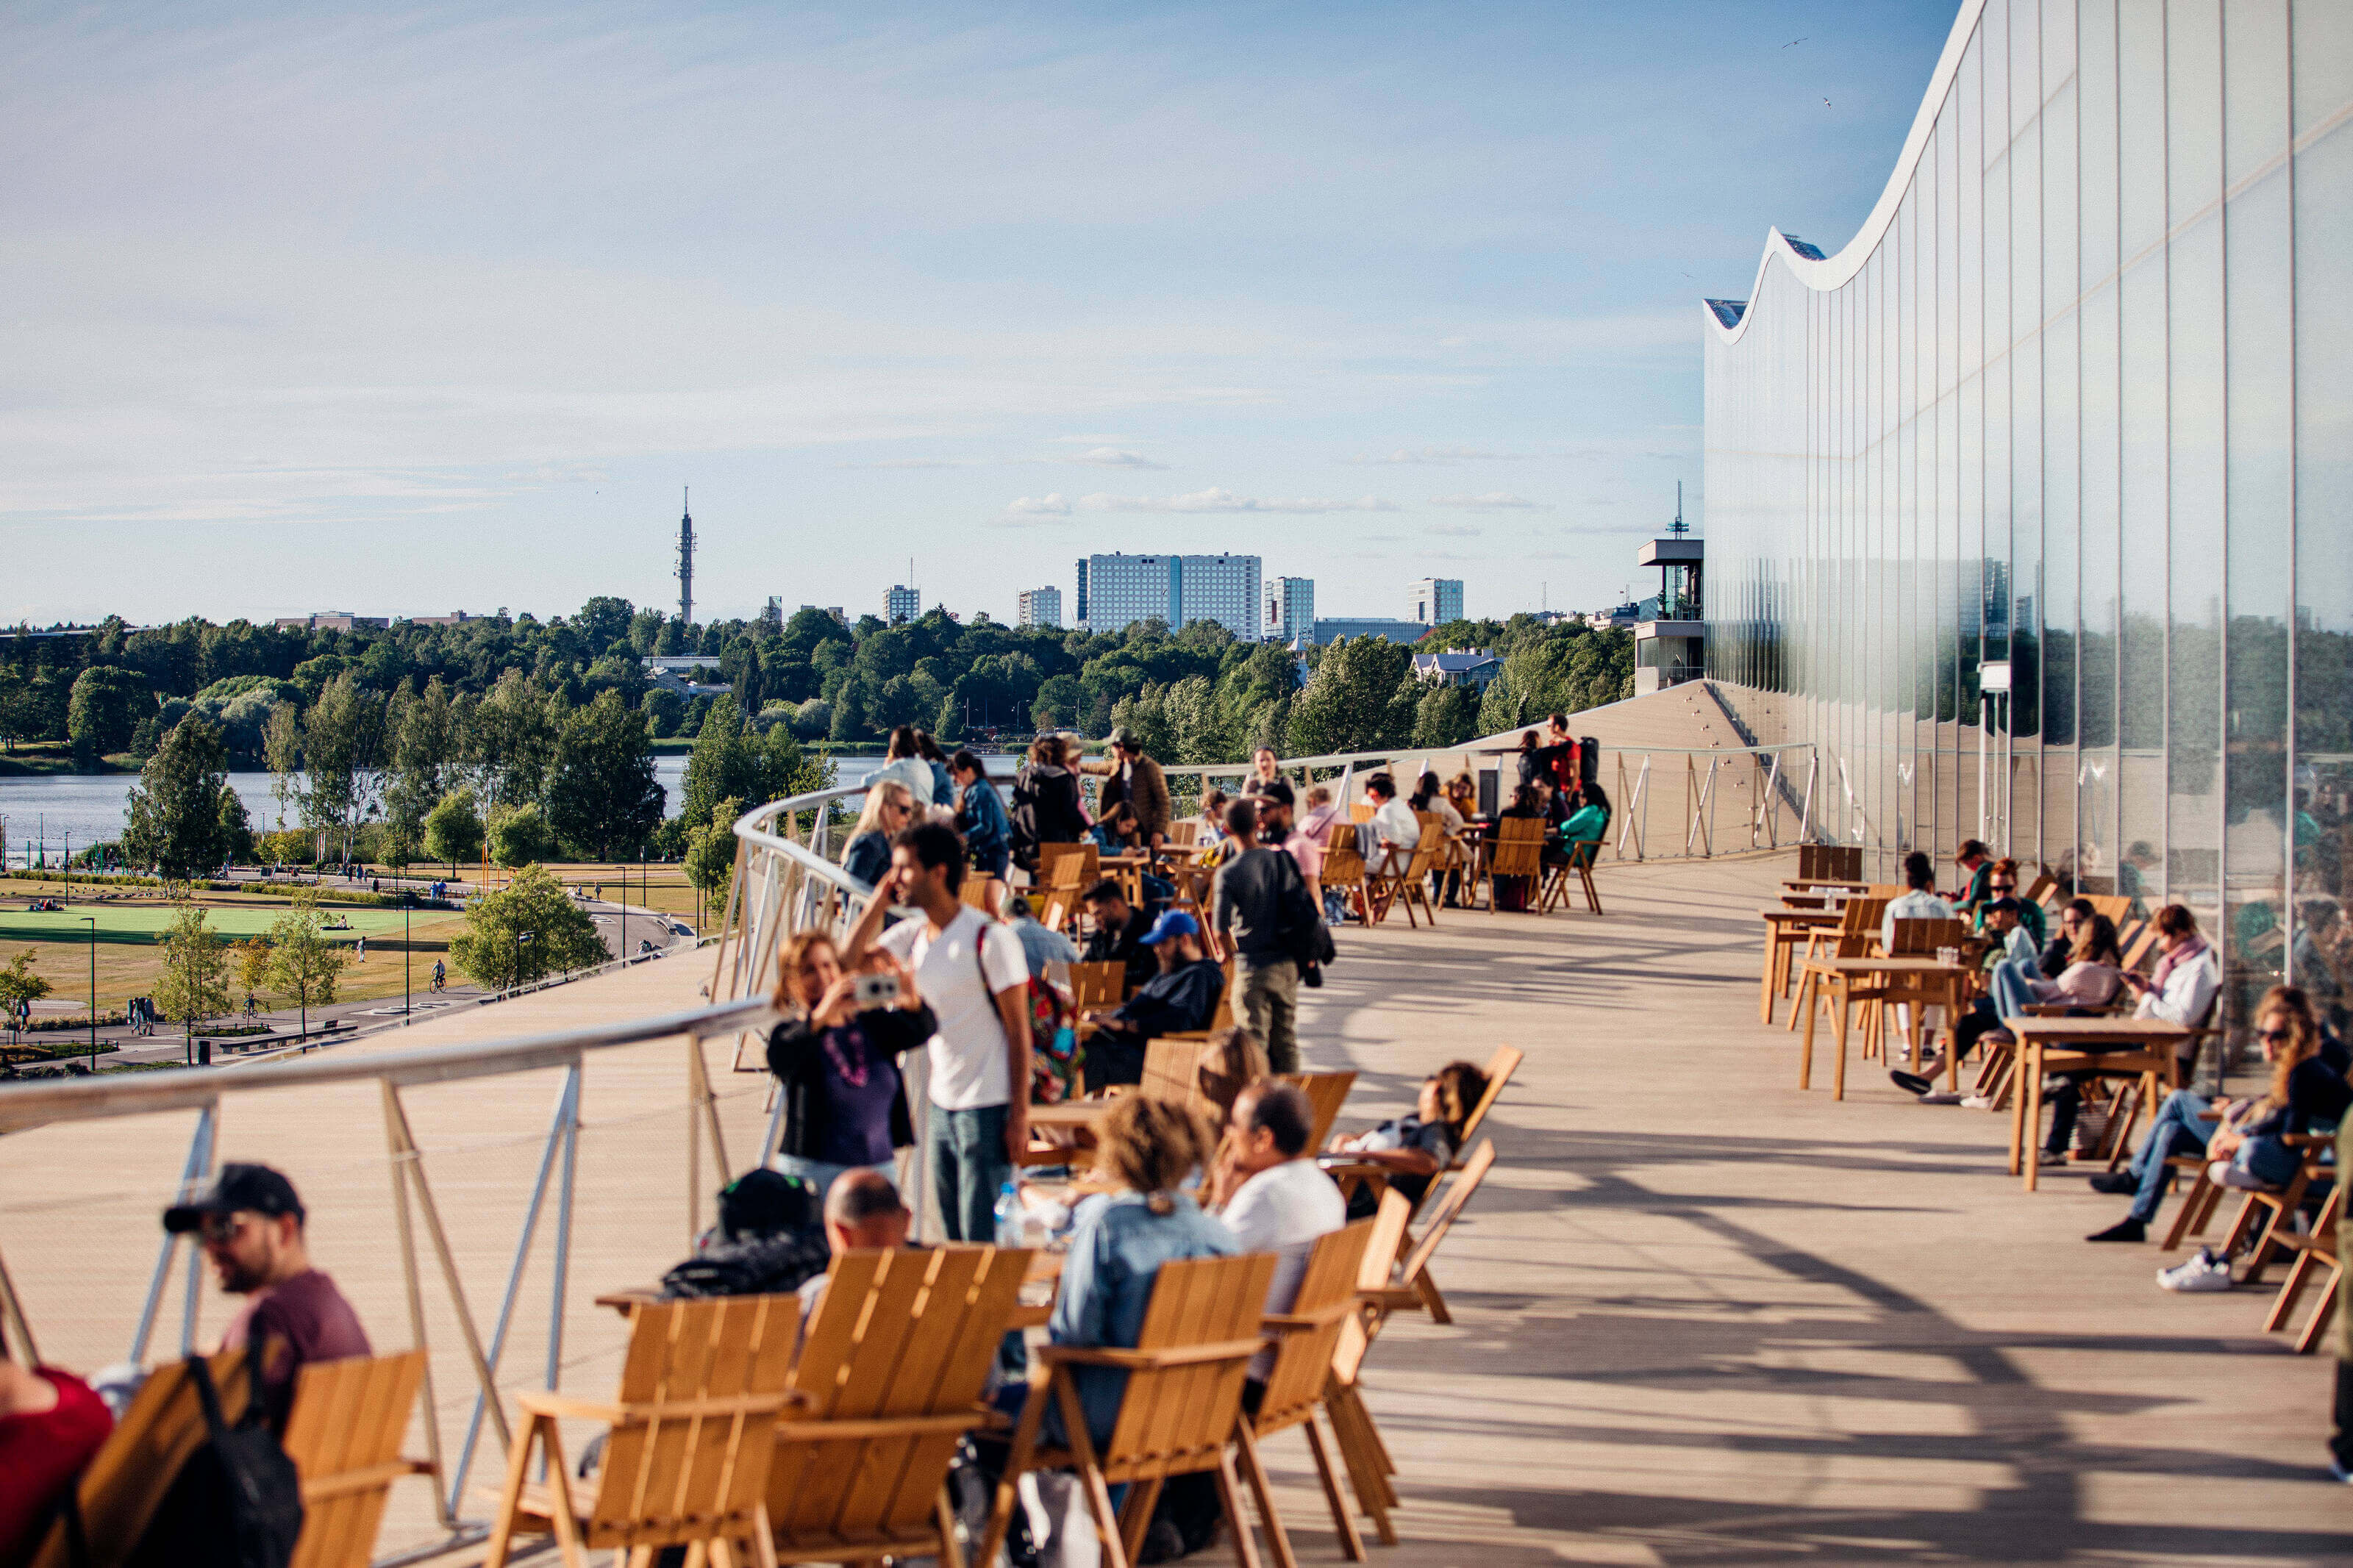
[1260,1308,1349,1333]
[772,1406,1009,1441]
[1036,1339,1265,1370]
[517,1389,809,1422]
[2284,1131,2335,1149]
[1362,1287,1422,1311]
[514,1390,624,1423]
[299,1458,438,1505]
[1315,1159,1387,1180]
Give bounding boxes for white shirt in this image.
[869,756,935,808]
[878,906,1029,1110]
[1222,1157,1347,1378]
[1880,889,1956,951]
[2138,942,2220,1027]
[1370,798,1421,866]
[1426,796,1467,837]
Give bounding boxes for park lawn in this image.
[0,902,429,942]
[1,915,467,1015]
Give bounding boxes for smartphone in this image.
[853,971,903,1009]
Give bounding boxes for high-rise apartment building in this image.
[1074,554,1261,640]
[1017,586,1063,629]
[1410,578,1463,626]
[1265,577,1314,645]
[885,584,919,626]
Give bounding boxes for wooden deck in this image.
[7,855,2351,1564]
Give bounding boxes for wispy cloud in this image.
[1429,492,1547,510]
[1427,522,1482,537]
[834,457,978,470]
[1066,448,1168,469]
[999,487,1396,520]
[1337,445,1536,465]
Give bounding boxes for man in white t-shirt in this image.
[1365,773,1421,876]
[843,821,1031,1242]
[1216,1081,1346,1383]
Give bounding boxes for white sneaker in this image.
[2210,1160,2271,1192]
[2158,1248,2233,1292]
[1960,1094,1994,1110]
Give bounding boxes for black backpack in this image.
[1267,847,1337,984]
[127,1355,304,1568]
[660,1228,832,1300]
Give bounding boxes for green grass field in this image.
[0,902,424,942]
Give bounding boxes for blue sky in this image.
[2,1,1956,630]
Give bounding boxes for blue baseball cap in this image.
[1140,909,1199,946]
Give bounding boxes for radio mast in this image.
[674,487,696,626]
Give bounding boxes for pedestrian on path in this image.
[1211,798,1310,1073]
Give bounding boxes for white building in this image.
[1265,577,1314,645]
[1016,586,1063,629]
[1075,554,1261,640]
[1409,578,1463,626]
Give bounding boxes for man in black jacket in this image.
[1213,798,1303,1073]
[1080,880,1157,992]
[1077,909,1224,1089]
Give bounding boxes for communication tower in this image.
[674,487,696,626]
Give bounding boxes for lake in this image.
[0,753,897,867]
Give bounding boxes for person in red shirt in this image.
[164,1162,371,1435]
[0,1323,113,1567]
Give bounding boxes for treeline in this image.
[0,596,1632,776]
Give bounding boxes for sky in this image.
[1,1,1958,631]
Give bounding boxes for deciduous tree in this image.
[263,891,354,1037]
[122,717,235,878]
[424,790,485,878]
[546,689,665,858]
[155,899,233,1053]
[449,864,606,989]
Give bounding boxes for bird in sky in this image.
[1783,36,1807,46]
[1824,97,1832,106]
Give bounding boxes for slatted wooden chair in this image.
[1869,916,1971,1064]
[29,1351,252,1568]
[1365,822,1444,929]
[1349,801,1377,824]
[1539,835,1605,916]
[1320,822,1369,924]
[767,1244,1030,1564]
[482,1296,800,1568]
[1386,1138,1496,1325]
[2218,1132,2335,1286]
[1168,820,1202,848]
[1321,1192,1413,1548]
[1450,1048,1521,1170]
[1040,850,1098,934]
[1481,817,1546,912]
[1799,843,1863,881]
[1068,959,1128,1010]
[975,1252,1279,1568]
[1235,1221,1379,1566]
[2024,870,2060,909]
[1279,1070,1357,1153]
[1140,1035,1214,1111]
[2262,1182,2344,1353]
[2085,893,2134,924]
[1787,897,1891,1036]
[285,1351,435,1568]
[960,875,1004,912]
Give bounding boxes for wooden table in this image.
[1028,1100,1116,1134]
[1759,907,1844,1023]
[1799,956,1970,1100]
[1999,1015,2193,1191]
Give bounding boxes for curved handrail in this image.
[1704,0,1988,343]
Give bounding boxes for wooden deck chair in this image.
[976,1253,1279,1568]
[1787,898,1890,1036]
[1365,823,1443,929]
[28,1351,252,1568]
[2085,893,2133,924]
[2024,870,2059,909]
[1321,1193,1413,1547]
[1041,851,1096,934]
[1069,959,1128,1010]
[1279,1070,1357,1153]
[1238,1221,1379,1566]
[1140,1036,1213,1110]
[1481,817,1546,912]
[1169,820,1202,848]
[1349,801,1376,824]
[1450,1048,1521,1168]
[1539,837,1605,916]
[1387,1138,1496,1326]
[2218,1132,2335,1284]
[285,1351,434,1568]
[767,1244,1030,1564]
[1320,823,1369,923]
[960,875,1003,912]
[2263,1183,2345,1353]
[482,1296,799,1568]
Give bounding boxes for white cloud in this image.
[999,493,1075,520]
[1427,522,1482,537]
[1337,445,1535,465]
[1429,492,1547,510]
[1066,448,1168,469]
[834,457,977,469]
[1004,487,1399,515]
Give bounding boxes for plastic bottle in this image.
[994,1178,1023,1247]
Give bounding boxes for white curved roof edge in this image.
[1703,0,1989,346]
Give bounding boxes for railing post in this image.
[130,1099,216,1364]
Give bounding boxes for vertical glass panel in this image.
[2292,14,2353,1028]
[2117,0,2168,898]
[2166,0,2224,944]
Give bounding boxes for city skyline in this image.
[0,3,1953,630]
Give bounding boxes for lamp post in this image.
[63,831,70,906]
[402,892,413,1017]
[79,915,95,1071]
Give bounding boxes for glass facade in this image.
[1704,0,2353,1042]
[1077,553,1263,640]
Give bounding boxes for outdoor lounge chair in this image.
[283,1350,435,1568]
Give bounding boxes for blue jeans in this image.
[927,1102,1013,1243]
[2126,1089,2213,1222]
[769,1153,896,1203]
[2233,1134,2302,1189]
[1988,957,2045,1021]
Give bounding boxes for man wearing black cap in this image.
[164,1162,370,1433]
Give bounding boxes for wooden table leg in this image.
[1760,936,1779,1023]
[1799,971,1818,1089]
[1945,981,1964,1092]
[2007,1038,2029,1175]
[1832,977,1849,1101]
[2023,1044,2045,1192]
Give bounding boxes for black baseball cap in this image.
[1249,779,1296,808]
[164,1162,306,1234]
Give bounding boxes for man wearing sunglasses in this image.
[163,1163,370,1433]
[1979,858,2045,950]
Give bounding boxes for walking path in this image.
[2,853,2346,1564]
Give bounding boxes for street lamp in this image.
[402,892,413,1017]
[79,915,95,1072]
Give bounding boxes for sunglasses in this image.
[1990,881,2016,891]
[198,1212,257,1245]
[2257,1027,2293,1042]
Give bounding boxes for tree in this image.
[1411,681,1482,749]
[232,939,273,1010]
[263,891,354,1037]
[546,689,666,858]
[385,676,462,840]
[575,595,636,654]
[154,899,234,1056]
[121,717,234,878]
[468,670,558,815]
[0,953,51,1040]
[424,789,485,878]
[218,784,256,862]
[449,864,606,989]
[303,671,390,865]
[1288,637,1416,756]
[67,666,146,767]
[683,796,743,926]
[263,700,306,845]
[681,697,757,832]
[487,802,557,867]
[1164,675,1231,766]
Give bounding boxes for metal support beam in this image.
[130,1100,216,1364]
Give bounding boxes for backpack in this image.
[1266,845,1336,984]
[971,923,1081,1104]
[660,1228,833,1299]
[127,1355,304,1568]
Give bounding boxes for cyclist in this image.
[431,959,446,993]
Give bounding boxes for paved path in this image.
[5,852,2349,1565]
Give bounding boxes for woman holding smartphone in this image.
[766,930,935,1198]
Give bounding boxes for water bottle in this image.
[994,1178,1023,1247]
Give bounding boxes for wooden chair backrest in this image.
[1488,816,1546,878]
[590,1297,796,1548]
[1865,884,1902,899]
[2121,920,2162,972]
[1457,1047,1521,1151]
[1168,820,1202,848]
[2085,893,2133,924]
[1799,844,1863,881]
[1254,1222,1377,1433]
[1331,1190,1414,1385]
[1279,1070,1357,1151]
[1826,897,1890,959]
[1210,959,1235,1031]
[1049,849,1096,890]
[1142,1037,1213,1109]
[1321,823,1366,888]
[1400,1139,1496,1289]
[1402,820,1449,879]
[1098,1252,1277,1483]
[960,876,1001,911]
[771,1245,1029,1545]
[285,1351,429,1568]
[1350,802,1377,824]
[1068,960,1126,1009]
[2024,871,2059,908]
[31,1350,253,1568]
[1888,917,1968,956]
